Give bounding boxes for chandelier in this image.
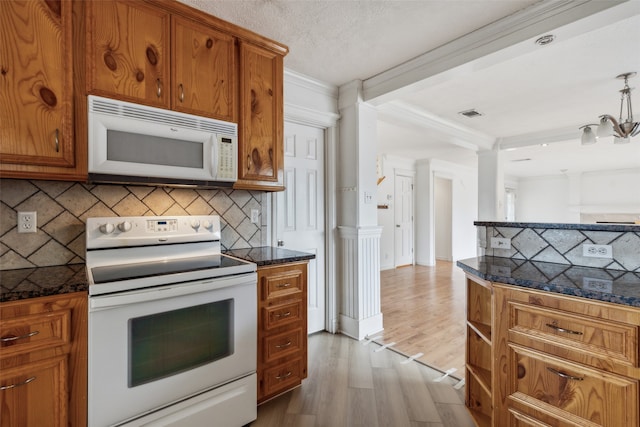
[580,72,639,145]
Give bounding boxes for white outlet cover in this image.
[582,244,613,259]
[583,277,613,293]
[490,237,511,249]
[17,211,37,233]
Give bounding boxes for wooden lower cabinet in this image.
[0,292,87,427]
[257,262,308,403]
[465,275,640,427]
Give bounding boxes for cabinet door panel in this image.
[508,344,638,427]
[87,0,170,108]
[172,17,236,122]
[237,41,284,190]
[0,0,74,168]
[0,355,67,427]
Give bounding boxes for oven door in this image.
[88,273,256,427]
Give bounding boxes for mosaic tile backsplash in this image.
[479,224,640,272]
[0,179,266,270]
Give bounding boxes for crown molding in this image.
[363,0,628,104]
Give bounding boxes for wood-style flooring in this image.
[253,332,473,427]
[378,261,467,378]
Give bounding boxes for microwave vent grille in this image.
[90,97,237,136]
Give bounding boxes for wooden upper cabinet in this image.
[0,0,74,169]
[172,17,236,122]
[86,0,170,108]
[236,41,284,191]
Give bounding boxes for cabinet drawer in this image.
[260,269,303,301]
[0,310,71,358]
[508,301,638,367]
[263,328,304,364]
[0,355,68,427]
[508,344,639,427]
[262,300,303,330]
[261,357,304,399]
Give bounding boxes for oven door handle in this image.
[90,273,256,311]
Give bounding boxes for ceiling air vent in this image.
[458,109,483,118]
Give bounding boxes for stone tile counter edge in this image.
[457,256,640,307]
[224,247,315,266]
[1,264,88,303]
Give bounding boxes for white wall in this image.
[435,177,452,261]
[515,168,640,223]
[415,159,478,266]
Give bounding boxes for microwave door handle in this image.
[211,135,219,179]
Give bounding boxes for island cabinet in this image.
[487,282,640,427]
[0,0,87,181]
[235,41,285,191]
[85,0,237,123]
[257,262,308,403]
[0,292,87,427]
[465,274,494,427]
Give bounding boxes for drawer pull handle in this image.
[1,330,39,342]
[275,311,292,318]
[156,79,162,98]
[276,283,291,288]
[275,340,292,349]
[0,376,36,391]
[55,128,59,152]
[275,371,292,380]
[546,367,584,381]
[546,323,583,335]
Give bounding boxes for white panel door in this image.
[276,122,325,333]
[394,174,413,267]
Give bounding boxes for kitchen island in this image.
[459,221,640,427]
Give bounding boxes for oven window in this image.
[107,130,204,169]
[129,300,233,387]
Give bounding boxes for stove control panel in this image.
[86,215,222,249]
[147,219,178,233]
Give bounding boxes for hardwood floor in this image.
[378,261,467,378]
[253,332,473,427]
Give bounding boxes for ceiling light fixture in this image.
[581,72,639,145]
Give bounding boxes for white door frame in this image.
[271,105,339,333]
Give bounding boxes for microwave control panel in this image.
[217,136,237,180]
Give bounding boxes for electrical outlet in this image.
[17,211,37,233]
[582,244,612,259]
[583,277,613,293]
[364,191,373,204]
[490,237,511,249]
[250,209,259,224]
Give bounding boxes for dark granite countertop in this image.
[0,264,88,303]
[457,256,640,307]
[0,247,314,303]
[474,221,640,232]
[224,247,315,266]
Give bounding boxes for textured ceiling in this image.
[180,0,640,178]
[181,0,537,86]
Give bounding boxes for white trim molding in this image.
[337,225,384,340]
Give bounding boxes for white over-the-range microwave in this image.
[88,95,238,188]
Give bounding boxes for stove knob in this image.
[118,221,132,232]
[203,220,212,230]
[99,223,115,234]
[190,219,200,230]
